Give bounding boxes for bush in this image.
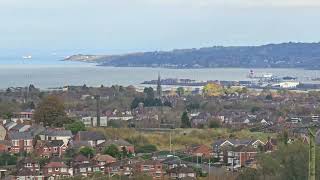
[80,147,95,158]
[0,153,17,166]
[209,120,221,128]
[66,121,86,134]
[136,144,157,153]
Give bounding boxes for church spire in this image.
[156,72,162,98]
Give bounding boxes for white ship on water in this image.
[22,55,32,59]
[248,70,273,79]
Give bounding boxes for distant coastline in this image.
[64,42,320,69]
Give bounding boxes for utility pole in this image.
[169,131,172,153]
[308,126,317,180]
[208,158,211,179]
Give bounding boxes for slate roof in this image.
[161,157,182,165]
[44,129,72,137]
[103,139,132,147]
[8,132,33,140]
[48,140,64,147]
[167,166,195,174]
[4,121,16,129]
[10,124,30,132]
[77,131,105,141]
[16,168,36,176]
[69,141,92,149]
[29,125,46,136]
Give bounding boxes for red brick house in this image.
[17,157,40,173]
[0,140,11,153]
[105,159,134,177]
[167,166,196,179]
[185,144,212,158]
[93,154,117,167]
[43,160,73,179]
[7,132,33,153]
[15,168,44,180]
[226,145,258,168]
[135,160,164,179]
[34,140,67,158]
[72,154,102,176]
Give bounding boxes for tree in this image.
[80,147,95,158]
[121,146,128,158]
[0,153,17,166]
[209,119,221,128]
[203,83,224,97]
[181,111,191,128]
[237,168,259,180]
[104,144,120,158]
[176,87,185,96]
[33,95,70,127]
[265,94,273,100]
[66,121,86,134]
[239,142,315,180]
[144,87,155,99]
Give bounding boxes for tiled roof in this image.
[73,154,89,163]
[45,161,68,168]
[16,168,36,176]
[94,154,116,162]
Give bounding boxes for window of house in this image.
[48,168,52,172]
[26,163,32,167]
[13,140,19,146]
[24,140,31,146]
[80,168,86,172]
[54,147,58,151]
[142,165,150,171]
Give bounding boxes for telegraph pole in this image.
[308,126,317,180]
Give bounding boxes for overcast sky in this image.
[1,0,320,54]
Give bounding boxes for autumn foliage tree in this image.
[34,95,70,127]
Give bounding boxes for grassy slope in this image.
[91,128,275,151]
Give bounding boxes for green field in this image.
[90,128,275,150]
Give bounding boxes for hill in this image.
[65,42,320,69]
